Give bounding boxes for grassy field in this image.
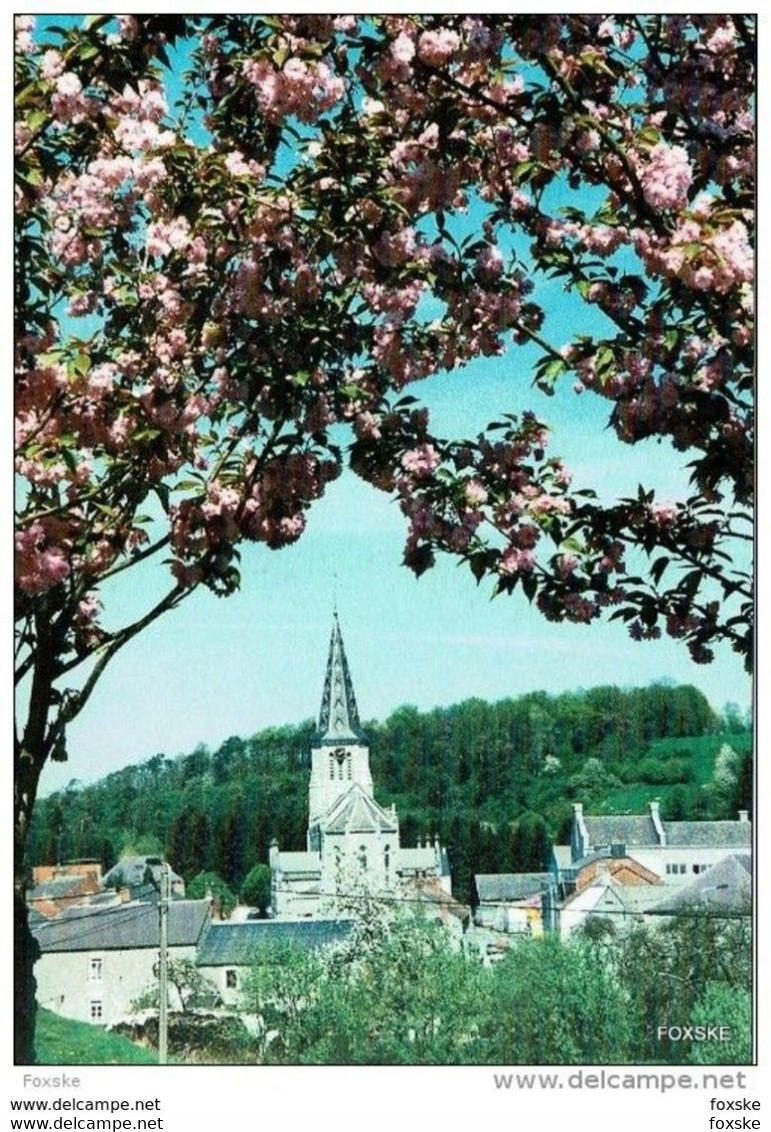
[602,732,751,813]
[35,1009,157,1065]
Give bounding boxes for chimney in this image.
[571,802,589,862]
[649,800,666,846]
[738,810,749,823]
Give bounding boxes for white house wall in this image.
[35,945,197,1027]
[628,846,745,883]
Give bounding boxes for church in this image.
[269,614,452,918]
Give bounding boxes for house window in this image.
[89,1000,103,1022]
[359,845,367,871]
[89,957,103,982]
[346,752,352,780]
[225,969,238,990]
[384,845,390,871]
[329,757,335,779]
[666,863,687,875]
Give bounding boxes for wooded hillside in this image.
[29,683,750,904]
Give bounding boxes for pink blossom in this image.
[474,244,504,281]
[15,15,35,53]
[56,72,83,98]
[464,479,488,506]
[650,501,679,527]
[15,522,70,594]
[146,216,191,258]
[417,28,460,67]
[117,15,139,40]
[636,142,693,210]
[558,553,578,576]
[499,546,535,575]
[41,51,65,82]
[709,220,753,292]
[401,444,440,478]
[391,33,416,65]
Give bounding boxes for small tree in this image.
[240,864,272,916]
[131,958,220,1014]
[187,870,237,918]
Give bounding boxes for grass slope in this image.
[35,1009,157,1065]
[603,732,751,813]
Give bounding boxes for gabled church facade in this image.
[270,614,452,919]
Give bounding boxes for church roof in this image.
[321,784,398,835]
[314,613,367,746]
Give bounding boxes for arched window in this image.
[384,845,390,872]
[329,756,335,780]
[359,845,367,871]
[338,758,344,780]
[346,752,352,779]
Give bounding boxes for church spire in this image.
[315,613,366,745]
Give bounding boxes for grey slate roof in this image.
[475,873,551,903]
[323,785,397,835]
[662,821,752,849]
[33,899,210,952]
[102,856,183,892]
[196,919,355,966]
[650,855,752,915]
[30,875,92,900]
[583,814,752,852]
[584,815,659,849]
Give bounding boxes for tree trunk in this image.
[15,741,45,1064]
[15,886,40,1064]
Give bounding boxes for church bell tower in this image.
[307,613,373,829]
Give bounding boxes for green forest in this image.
[29,683,751,905]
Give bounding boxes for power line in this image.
[272,882,751,921]
[31,899,209,949]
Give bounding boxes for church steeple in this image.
[315,613,366,745]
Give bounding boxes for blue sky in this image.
[40,360,751,795]
[23,16,752,795]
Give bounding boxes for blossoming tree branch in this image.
[14,13,753,1055]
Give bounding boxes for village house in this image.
[542,803,752,935]
[195,919,355,1006]
[473,873,550,936]
[33,898,211,1027]
[563,801,752,884]
[102,856,186,901]
[470,801,752,943]
[28,860,111,920]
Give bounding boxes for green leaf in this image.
[650,556,670,585]
[73,351,91,376]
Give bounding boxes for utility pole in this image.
[158,863,169,1065]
